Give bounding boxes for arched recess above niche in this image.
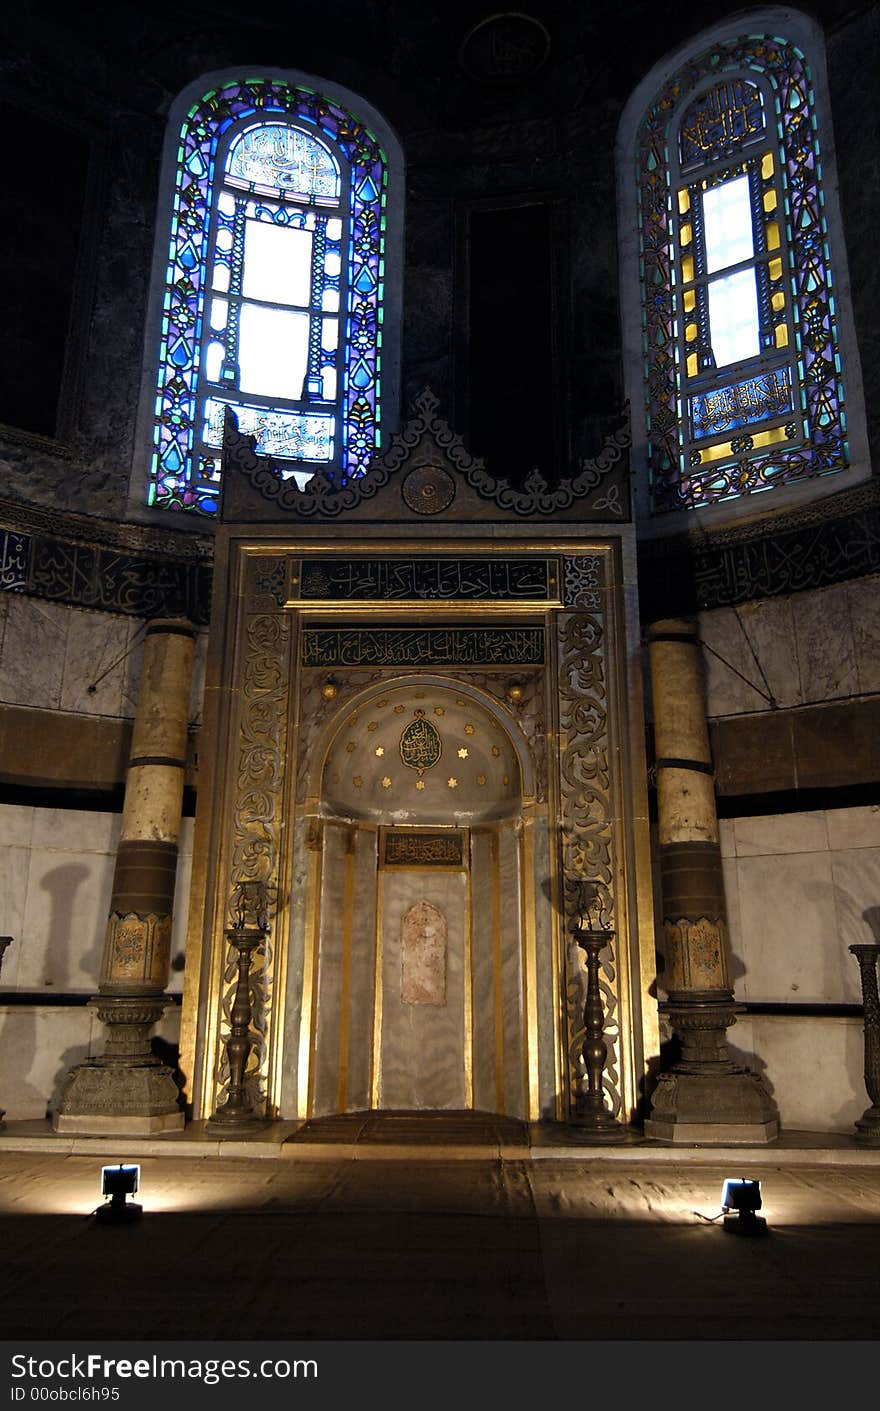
[315,677,536,824]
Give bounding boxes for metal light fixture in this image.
[721,1177,766,1236]
[97,1163,142,1224]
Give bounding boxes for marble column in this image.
[54,619,196,1133]
[644,618,777,1143]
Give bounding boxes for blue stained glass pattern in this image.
[226,125,341,198]
[148,80,389,513]
[691,369,792,440]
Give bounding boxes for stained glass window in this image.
[633,30,852,515]
[144,77,397,514]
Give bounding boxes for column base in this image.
[854,1107,880,1146]
[644,1070,779,1145]
[53,1061,184,1135]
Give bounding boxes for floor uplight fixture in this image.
[721,1177,767,1236]
[96,1163,142,1224]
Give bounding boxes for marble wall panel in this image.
[189,629,209,725]
[793,581,858,704]
[735,851,838,1002]
[122,623,146,719]
[721,855,745,1001]
[168,844,193,993]
[280,816,312,1118]
[733,810,828,857]
[848,574,880,695]
[830,848,880,984]
[730,1014,865,1133]
[0,849,30,989]
[0,597,68,710]
[825,804,880,852]
[345,830,378,1113]
[311,824,346,1116]
[379,868,467,1110]
[735,597,802,709]
[718,819,735,859]
[0,804,33,848]
[0,1005,96,1120]
[499,822,526,1118]
[17,848,115,992]
[30,808,121,855]
[532,820,556,1120]
[469,829,496,1115]
[59,609,132,717]
[698,607,771,717]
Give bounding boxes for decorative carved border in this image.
[215,600,291,1109]
[556,565,621,1114]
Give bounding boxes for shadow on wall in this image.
[40,862,103,993]
[40,860,103,1120]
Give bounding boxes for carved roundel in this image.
[401,464,455,515]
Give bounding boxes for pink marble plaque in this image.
[401,900,447,1006]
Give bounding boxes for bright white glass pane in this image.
[212,264,230,293]
[703,174,754,273]
[326,218,343,242]
[322,316,339,353]
[324,251,341,278]
[708,269,760,366]
[238,304,309,398]
[209,298,228,332]
[218,192,236,217]
[323,367,337,400]
[322,287,339,313]
[204,342,225,382]
[242,220,312,306]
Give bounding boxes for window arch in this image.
[617,10,868,526]
[134,72,403,515]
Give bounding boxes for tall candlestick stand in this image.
[567,883,628,1142]
[208,881,270,1132]
[849,943,880,1146]
[0,937,11,1128]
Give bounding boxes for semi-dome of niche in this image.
[322,685,522,822]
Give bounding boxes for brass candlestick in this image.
[849,943,880,1146]
[567,883,627,1143]
[208,881,270,1132]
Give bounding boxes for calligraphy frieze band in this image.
[294,557,556,602]
[383,831,465,867]
[302,626,545,668]
[0,527,211,623]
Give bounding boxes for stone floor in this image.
[1,1117,879,1342]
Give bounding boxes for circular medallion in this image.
[402,464,455,515]
[459,13,551,84]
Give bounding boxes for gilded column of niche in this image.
[213,556,292,1117]
[54,618,196,1133]
[557,557,621,1117]
[645,618,777,1142]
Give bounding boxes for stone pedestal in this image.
[644,619,778,1144]
[55,619,195,1134]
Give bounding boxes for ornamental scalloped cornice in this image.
[222,389,631,520]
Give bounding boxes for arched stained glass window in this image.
[136,72,403,515]
[618,11,868,523]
